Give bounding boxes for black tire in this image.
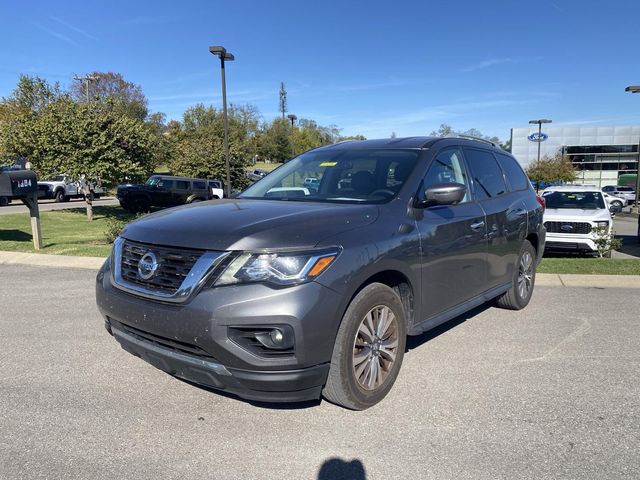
[495,240,537,310]
[611,200,622,209]
[54,190,66,203]
[0,196,8,207]
[323,283,406,410]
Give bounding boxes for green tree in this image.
[70,72,148,121]
[429,123,503,147]
[168,104,259,190]
[525,151,576,191]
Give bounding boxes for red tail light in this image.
[536,194,545,212]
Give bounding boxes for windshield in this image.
[51,175,65,182]
[239,149,419,203]
[543,191,606,210]
[145,176,160,186]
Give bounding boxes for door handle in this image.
[470,220,485,231]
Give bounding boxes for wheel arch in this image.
[346,270,416,330]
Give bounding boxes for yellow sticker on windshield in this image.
[319,161,337,167]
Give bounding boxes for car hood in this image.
[120,199,379,251]
[544,208,611,222]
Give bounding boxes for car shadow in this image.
[406,302,493,352]
[317,458,367,480]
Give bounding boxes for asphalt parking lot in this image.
[1,265,639,479]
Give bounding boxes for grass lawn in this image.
[0,206,137,257]
[247,162,282,172]
[538,257,640,275]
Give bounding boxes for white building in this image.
[510,125,640,188]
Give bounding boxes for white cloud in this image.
[462,58,515,73]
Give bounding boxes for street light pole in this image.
[287,114,297,159]
[209,46,235,198]
[73,75,98,102]
[624,85,640,209]
[528,118,552,164]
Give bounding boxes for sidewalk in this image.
[1,250,640,288]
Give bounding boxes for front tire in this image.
[495,240,536,310]
[54,190,66,203]
[323,283,406,410]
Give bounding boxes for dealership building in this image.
[510,125,640,188]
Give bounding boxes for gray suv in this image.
[96,137,546,410]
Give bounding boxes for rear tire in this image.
[495,240,536,310]
[132,197,149,213]
[0,196,8,207]
[323,283,406,410]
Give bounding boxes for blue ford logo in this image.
[560,224,573,232]
[528,132,548,142]
[138,251,159,280]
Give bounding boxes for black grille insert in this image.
[114,320,216,361]
[544,221,592,234]
[120,240,205,294]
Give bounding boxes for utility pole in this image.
[73,75,99,102]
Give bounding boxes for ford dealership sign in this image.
[528,132,548,142]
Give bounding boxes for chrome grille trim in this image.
[111,237,230,303]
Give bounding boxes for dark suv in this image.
[117,175,220,212]
[96,137,546,410]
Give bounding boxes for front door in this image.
[416,147,488,320]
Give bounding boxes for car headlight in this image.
[214,249,340,287]
[595,221,609,227]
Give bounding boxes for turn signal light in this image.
[308,255,336,277]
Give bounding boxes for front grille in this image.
[544,221,592,234]
[120,240,205,294]
[114,320,216,361]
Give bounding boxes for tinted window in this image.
[464,149,507,199]
[157,179,173,188]
[496,153,529,191]
[423,147,470,203]
[209,181,222,189]
[175,180,190,190]
[193,181,206,189]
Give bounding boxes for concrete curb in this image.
[1,250,640,288]
[0,251,105,270]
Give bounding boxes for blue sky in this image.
[1,0,639,141]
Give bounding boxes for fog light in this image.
[270,328,284,344]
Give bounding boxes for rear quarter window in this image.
[496,153,529,191]
[193,181,206,189]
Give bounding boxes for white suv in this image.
[542,186,613,255]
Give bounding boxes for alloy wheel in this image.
[352,305,399,391]
[517,251,534,299]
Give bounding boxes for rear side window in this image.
[464,148,507,199]
[495,153,529,191]
[175,180,190,190]
[209,181,221,189]
[193,181,206,189]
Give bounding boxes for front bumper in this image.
[95,260,345,403]
[544,233,597,252]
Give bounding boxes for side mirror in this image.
[421,183,467,207]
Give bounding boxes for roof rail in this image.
[451,134,497,147]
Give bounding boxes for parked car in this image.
[602,185,636,203]
[37,174,104,202]
[248,169,268,182]
[602,192,627,211]
[96,136,546,410]
[542,185,614,256]
[116,175,222,212]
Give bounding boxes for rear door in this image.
[416,146,488,319]
[464,148,527,289]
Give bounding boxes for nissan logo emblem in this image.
[138,251,159,280]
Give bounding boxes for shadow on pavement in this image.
[406,303,492,352]
[615,234,640,258]
[318,458,366,480]
[0,229,33,242]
